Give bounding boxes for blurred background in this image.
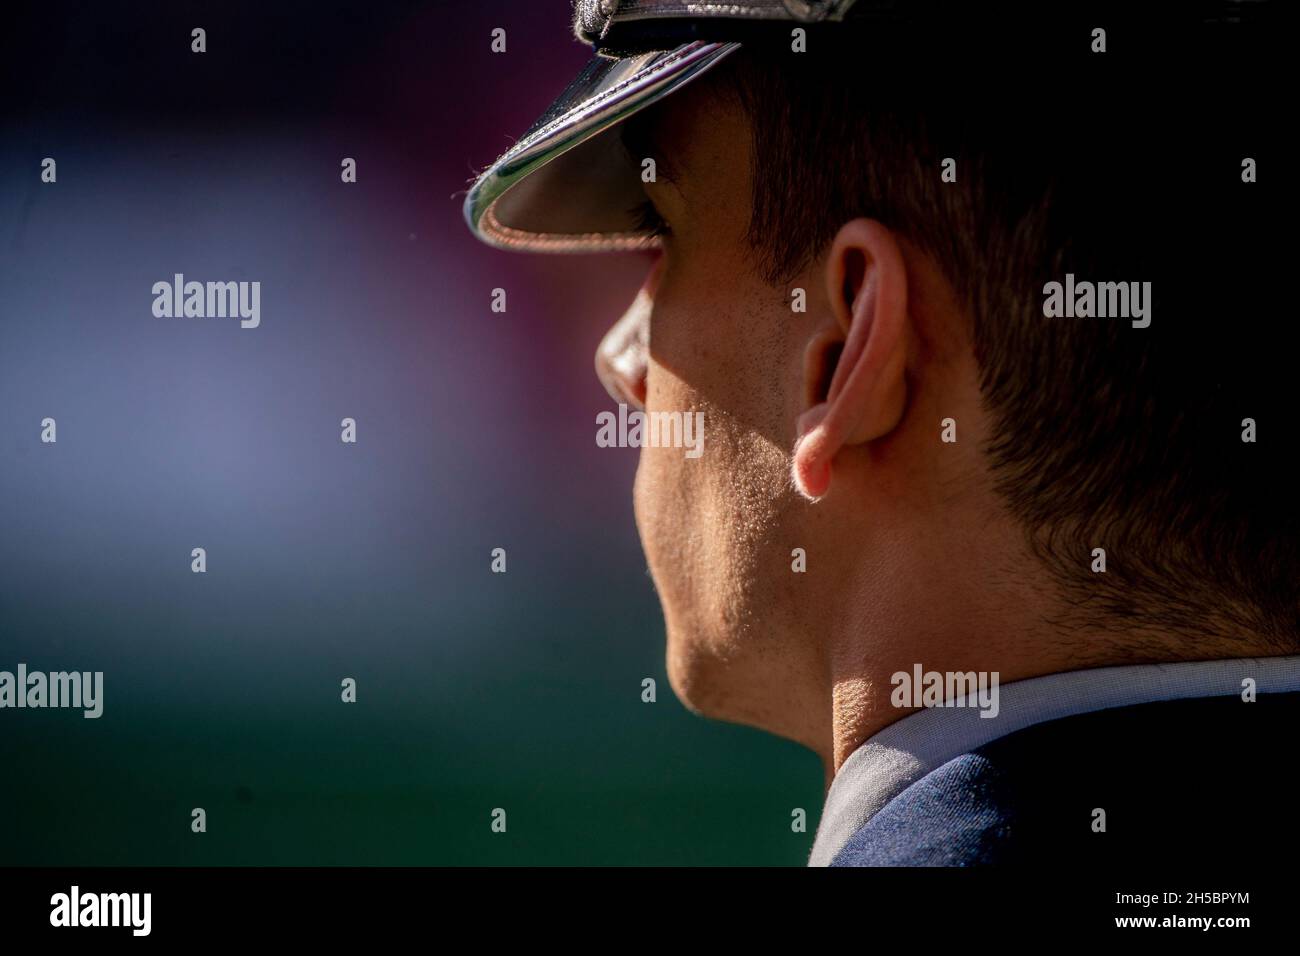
[0,0,821,864]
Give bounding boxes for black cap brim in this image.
[463,41,740,253]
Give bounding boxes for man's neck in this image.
[824,629,1282,782]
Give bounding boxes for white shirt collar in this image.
[808,655,1300,866]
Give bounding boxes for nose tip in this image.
[595,262,659,410]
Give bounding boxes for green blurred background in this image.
[0,0,822,865]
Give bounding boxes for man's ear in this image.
[792,218,910,500]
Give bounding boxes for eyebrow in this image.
[619,110,683,186]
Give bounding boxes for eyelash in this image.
[629,197,672,239]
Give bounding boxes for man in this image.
[465,1,1295,865]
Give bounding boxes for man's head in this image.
[592,37,1294,761]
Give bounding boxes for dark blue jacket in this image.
[831,690,1300,866]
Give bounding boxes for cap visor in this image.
[464,41,740,253]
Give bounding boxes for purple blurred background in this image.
[0,0,820,864]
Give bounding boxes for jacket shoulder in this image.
[830,690,1300,867]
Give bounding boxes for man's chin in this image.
[664,631,723,718]
[663,627,758,726]
[664,624,821,750]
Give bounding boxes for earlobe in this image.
[793,404,835,499]
[792,219,910,501]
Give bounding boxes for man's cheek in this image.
[633,426,704,552]
[632,435,675,513]
[631,449,677,599]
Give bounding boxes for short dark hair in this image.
[721,36,1297,651]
